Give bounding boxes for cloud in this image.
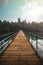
[0,0,8,5]
[19,0,43,22]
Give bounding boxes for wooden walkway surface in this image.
[0,31,41,65]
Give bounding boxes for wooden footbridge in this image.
[0,31,43,65]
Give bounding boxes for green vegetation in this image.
[0,18,43,36]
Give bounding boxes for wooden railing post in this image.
[36,37,38,54]
[30,36,33,46]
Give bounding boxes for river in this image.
[30,38,43,59]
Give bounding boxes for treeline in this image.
[0,18,43,36]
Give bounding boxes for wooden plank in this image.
[0,31,41,65]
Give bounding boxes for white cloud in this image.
[19,0,43,22]
[25,0,28,2]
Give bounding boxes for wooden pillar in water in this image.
[36,37,38,54]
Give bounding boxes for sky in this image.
[0,0,43,23]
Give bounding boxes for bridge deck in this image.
[0,31,41,65]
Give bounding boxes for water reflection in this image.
[30,38,43,59]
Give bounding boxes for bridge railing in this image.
[0,32,14,41]
[0,32,17,54]
[25,32,43,58]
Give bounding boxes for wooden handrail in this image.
[24,31,43,57]
[0,32,17,53]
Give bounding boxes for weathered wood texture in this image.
[0,31,41,65]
